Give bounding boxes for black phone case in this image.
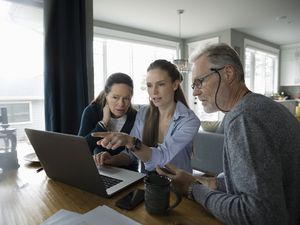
[115,189,145,210]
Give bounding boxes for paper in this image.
[41,209,83,225]
[40,205,141,225]
[82,205,141,225]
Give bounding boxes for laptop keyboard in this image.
[100,174,122,189]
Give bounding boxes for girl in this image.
[92,60,200,173]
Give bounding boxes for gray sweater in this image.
[192,93,300,225]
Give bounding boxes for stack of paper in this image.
[41,205,141,225]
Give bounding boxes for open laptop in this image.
[25,128,145,198]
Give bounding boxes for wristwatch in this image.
[130,137,142,151]
[187,179,201,200]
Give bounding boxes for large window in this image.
[93,36,177,104]
[0,1,44,141]
[244,39,279,96]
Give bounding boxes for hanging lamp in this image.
[173,9,189,74]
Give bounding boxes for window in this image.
[244,39,279,96]
[0,102,31,124]
[0,1,44,141]
[93,36,177,105]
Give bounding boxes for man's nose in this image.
[192,88,202,96]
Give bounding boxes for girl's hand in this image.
[93,152,113,166]
[92,132,132,150]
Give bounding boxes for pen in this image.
[36,167,44,173]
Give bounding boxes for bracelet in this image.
[187,179,201,200]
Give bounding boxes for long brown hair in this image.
[142,59,189,147]
[92,73,135,115]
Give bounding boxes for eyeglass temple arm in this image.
[210,66,225,72]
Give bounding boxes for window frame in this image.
[93,26,179,104]
[244,39,279,96]
[0,101,32,125]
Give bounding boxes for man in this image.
[157,43,300,225]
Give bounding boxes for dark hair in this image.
[93,73,135,114]
[142,59,189,147]
[190,43,245,82]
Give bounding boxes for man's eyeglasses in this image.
[191,66,225,90]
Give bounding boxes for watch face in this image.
[134,138,142,150]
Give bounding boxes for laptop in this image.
[25,128,145,198]
[192,131,224,175]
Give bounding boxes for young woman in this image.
[92,60,200,173]
[78,73,138,171]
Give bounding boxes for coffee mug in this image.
[144,172,182,214]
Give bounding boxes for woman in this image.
[78,73,138,171]
[92,60,200,173]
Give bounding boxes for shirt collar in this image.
[173,101,190,121]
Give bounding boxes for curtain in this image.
[44,0,93,134]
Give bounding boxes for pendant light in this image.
[173,9,189,74]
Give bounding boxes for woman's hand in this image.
[93,152,113,166]
[102,104,111,127]
[92,132,133,150]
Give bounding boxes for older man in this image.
[157,43,300,225]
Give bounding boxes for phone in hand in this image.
[115,189,145,210]
[160,166,176,175]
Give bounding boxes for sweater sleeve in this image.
[78,105,107,154]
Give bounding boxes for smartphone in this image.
[115,189,145,210]
[160,166,176,175]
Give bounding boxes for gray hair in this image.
[190,43,245,82]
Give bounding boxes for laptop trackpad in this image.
[97,166,145,196]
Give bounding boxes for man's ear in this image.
[224,65,236,84]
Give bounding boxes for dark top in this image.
[78,102,138,171]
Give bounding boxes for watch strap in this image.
[130,137,142,151]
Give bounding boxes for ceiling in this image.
[93,0,300,46]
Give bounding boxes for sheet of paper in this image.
[41,209,84,225]
[82,205,141,225]
[40,205,141,225]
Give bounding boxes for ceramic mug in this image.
[144,172,181,215]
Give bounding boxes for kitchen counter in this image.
[275,99,299,116]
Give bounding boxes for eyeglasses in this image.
[191,66,225,90]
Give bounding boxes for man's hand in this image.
[156,164,197,196]
[195,175,217,190]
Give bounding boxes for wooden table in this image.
[0,154,224,225]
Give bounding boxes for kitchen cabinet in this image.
[280,45,300,86]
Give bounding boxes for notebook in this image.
[25,128,145,197]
